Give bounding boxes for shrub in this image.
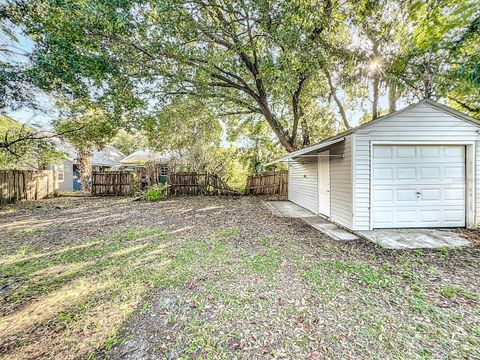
[145,184,165,201]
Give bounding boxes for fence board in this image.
[168,172,240,196]
[91,171,134,196]
[91,171,240,197]
[0,170,56,204]
[245,171,288,195]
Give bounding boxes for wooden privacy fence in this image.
[245,170,288,195]
[0,170,57,204]
[91,171,135,196]
[168,172,241,196]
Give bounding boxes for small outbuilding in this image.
[269,100,480,230]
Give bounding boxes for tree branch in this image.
[324,70,350,129]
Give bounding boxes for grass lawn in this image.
[0,197,479,359]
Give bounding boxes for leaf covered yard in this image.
[0,197,478,359]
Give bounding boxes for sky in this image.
[1,21,59,129]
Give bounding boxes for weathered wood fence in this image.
[168,172,240,196]
[91,171,240,196]
[0,170,57,204]
[91,171,135,196]
[245,171,288,195]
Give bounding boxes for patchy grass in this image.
[0,226,173,359]
[0,197,479,359]
[244,247,282,274]
[440,285,478,301]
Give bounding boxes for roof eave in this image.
[264,136,347,166]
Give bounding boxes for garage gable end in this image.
[353,100,480,135]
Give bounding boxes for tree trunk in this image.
[260,105,295,152]
[301,119,311,147]
[370,40,380,120]
[77,149,92,192]
[423,57,432,99]
[388,83,397,113]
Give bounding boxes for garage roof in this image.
[265,99,480,166]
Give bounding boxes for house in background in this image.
[111,149,170,186]
[269,99,480,230]
[46,137,124,192]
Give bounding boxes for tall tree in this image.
[10,0,347,152]
[54,107,118,190]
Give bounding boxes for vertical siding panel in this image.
[288,159,318,213]
[330,135,353,228]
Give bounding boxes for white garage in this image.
[273,100,480,231]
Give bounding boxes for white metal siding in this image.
[57,159,74,192]
[353,103,480,230]
[288,159,318,213]
[329,135,353,228]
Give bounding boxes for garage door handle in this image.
[416,191,421,194]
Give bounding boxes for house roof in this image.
[118,149,171,165]
[92,145,124,167]
[43,134,125,166]
[265,99,480,165]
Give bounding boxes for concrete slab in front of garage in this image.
[265,200,471,249]
[265,201,358,241]
[357,228,470,249]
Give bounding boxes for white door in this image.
[318,150,331,217]
[372,145,465,228]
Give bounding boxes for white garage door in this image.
[372,145,465,228]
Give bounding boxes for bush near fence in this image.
[245,171,288,195]
[0,170,57,204]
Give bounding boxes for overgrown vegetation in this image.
[0,115,64,170]
[145,184,165,202]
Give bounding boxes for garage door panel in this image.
[373,165,464,185]
[372,188,393,202]
[397,146,416,158]
[372,210,394,225]
[420,146,441,158]
[372,145,465,228]
[374,145,465,164]
[420,167,440,179]
[397,167,417,180]
[397,210,417,223]
[444,188,465,201]
[444,209,465,221]
[444,146,463,157]
[373,146,393,158]
[397,189,417,201]
[373,185,465,206]
[445,166,464,180]
[373,207,465,228]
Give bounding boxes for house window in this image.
[160,164,168,176]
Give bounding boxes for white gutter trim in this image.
[264,155,289,167]
[263,136,346,166]
[289,136,345,158]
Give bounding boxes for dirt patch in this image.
[458,228,480,247]
[0,196,479,359]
